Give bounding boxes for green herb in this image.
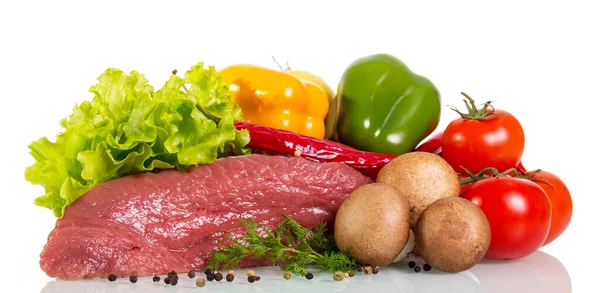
[25,62,251,218]
[207,215,356,276]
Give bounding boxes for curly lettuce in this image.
[25,62,250,218]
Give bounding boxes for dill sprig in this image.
[207,215,356,276]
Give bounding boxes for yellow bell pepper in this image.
[219,64,330,138]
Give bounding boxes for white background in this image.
[1,0,598,292]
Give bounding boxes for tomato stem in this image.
[459,166,556,189]
[449,92,505,120]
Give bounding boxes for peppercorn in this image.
[215,272,223,281]
[373,266,380,274]
[255,276,261,281]
[129,276,137,283]
[168,270,177,278]
[204,268,213,275]
[226,273,234,282]
[187,270,195,278]
[305,272,314,280]
[164,277,171,284]
[348,270,355,277]
[284,271,293,280]
[108,274,117,282]
[408,261,416,268]
[247,269,255,277]
[152,275,160,282]
[170,277,178,286]
[206,273,215,281]
[196,277,207,287]
[423,264,432,271]
[414,266,421,273]
[333,273,344,282]
[364,266,373,275]
[248,275,256,283]
[228,270,235,276]
[357,266,364,272]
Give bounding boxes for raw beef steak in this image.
[39,154,371,279]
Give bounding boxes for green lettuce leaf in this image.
[25,62,250,218]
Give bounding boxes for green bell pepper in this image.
[335,53,441,154]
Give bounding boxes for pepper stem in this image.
[448,92,504,120]
[271,56,291,71]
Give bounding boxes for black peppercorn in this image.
[423,264,432,271]
[170,277,178,286]
[348,270,356,277]
[164,277,171,284]
[305,272,314,280]
[408,261,416,268]
[204,268,213,275]
[152,275,160,282]
[168,271,177,278]
[215,272,223,281]
[129,276,137,283]
[414,266,421,273]
[254,276,261,281]
[108,274,117,282]
[226,273,234,282]
[188,270,196,278]
[248,275,256,283]
[207,273,215,281]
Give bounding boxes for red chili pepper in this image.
[415,132,443,156]
[234,121,397,180]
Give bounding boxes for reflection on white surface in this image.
[40,250,570,293]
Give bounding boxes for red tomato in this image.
[528,171,573,246]
[442,100,525,174]
[461,177,551,260]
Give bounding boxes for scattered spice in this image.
[188,270,196,278]
[226,273,234,282]
[408,261,416,268]
[348,270,355,277]
[196,277,207,287]
[228,270,236,276]
[305,272,314,280]
[164,277,171,284]
[204,268,213,275]
[414,266,421,273]
[373,266,380,274]
[423,264,432,271]
[108,274,117,282]
[284,271,293,280]
[247,269,255,277]
[357,266,364,272]
[344,272,349,278]
[170,277,178,286]
[247,275,256,283]
[206,273,215,281]
[363,266,373,275]
[254,276,261,281]
[215,272,223,281]
[152,275,160,282]
[333,272,345,282]
[168,270,177,278]
[129,276,137,283]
